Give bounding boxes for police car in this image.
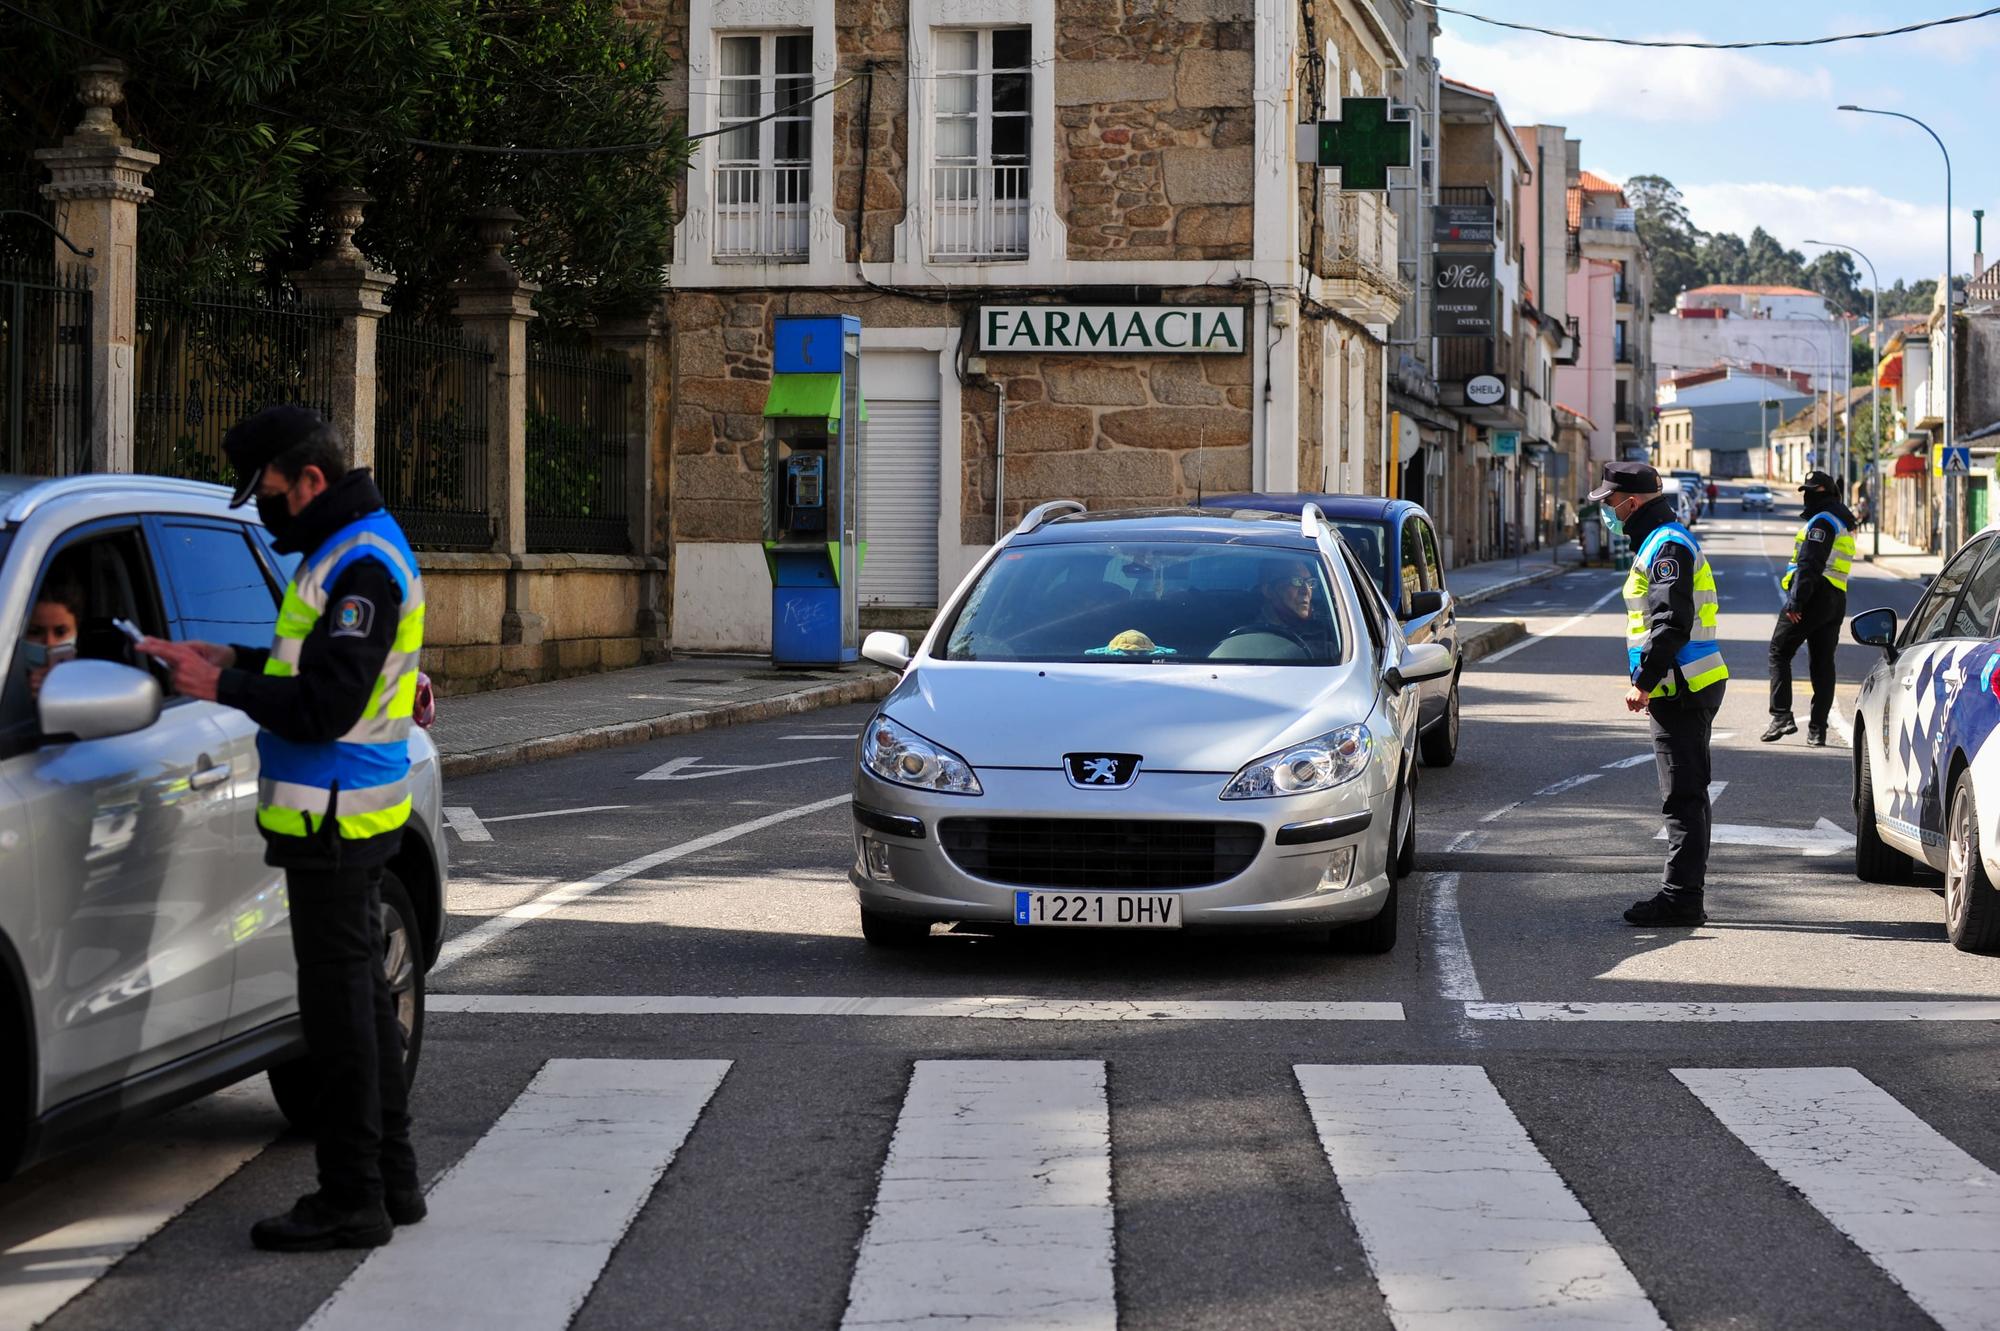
[1851,529,2000,952]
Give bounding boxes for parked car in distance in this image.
[1743,485,1775,513]
[1850,528,2000,951]
[1661,478,1699,528]
[0,473,450,1179]
[1200,493,1462,766]
[1670,471,1706,523]
[851,502,1451,955]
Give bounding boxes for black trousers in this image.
[287,866,415,1209]
[1768,598,1845,728]
[1650,683,1724,901]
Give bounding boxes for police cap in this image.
[221,405,330,509]
[1586,460,1663,503]
[1798,469,1838,494]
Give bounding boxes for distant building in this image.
[1653,364,1812,478]
[1769,386,1874,487]
[1652,284,1849,404]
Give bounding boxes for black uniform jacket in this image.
[1624,497,1701,698]
[216,470,405,869]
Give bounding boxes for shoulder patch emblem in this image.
[1808,525,1829,542]
[1651,556,1680,583]
[330,595,375,639]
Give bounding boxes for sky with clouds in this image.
[1433,2,2000,286]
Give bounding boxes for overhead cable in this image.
[1417,1,2000,50]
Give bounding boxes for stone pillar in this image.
[592,307,671,650]
[452,206,539,557]
[35,60,158,473]
[291,189,392,469]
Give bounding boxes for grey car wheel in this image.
[1946,771,2000,953]
[269,869,427,1132]
[1420,674,1460,767]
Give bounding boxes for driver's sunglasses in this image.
[1278,576,1312,591]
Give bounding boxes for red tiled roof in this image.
[1684,284,1823,299]
[1565,186,1582,230]
[1577,170,1622,194]
[1442,76,1496,99]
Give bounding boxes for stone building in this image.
[634,0,1419,652]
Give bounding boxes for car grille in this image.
[937,817,1264,889]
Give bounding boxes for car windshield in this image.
[1328,520,1389,597]
[940,540,1344,665]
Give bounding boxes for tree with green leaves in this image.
[0,0,687,330]
[1626,174,1704,309]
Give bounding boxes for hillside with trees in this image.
[1626,174,1943,321]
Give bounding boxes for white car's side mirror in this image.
[1385,642,1453,693]
[862,631,912,672]
[37,660,163,742]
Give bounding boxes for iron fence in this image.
[526,342,631,553]
[134,284,335,483]
[0,260,91,476]
[375,319,494,550]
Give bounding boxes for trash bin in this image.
[1581,509,1605,563]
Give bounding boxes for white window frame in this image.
[927,27,1032,262]
[674,0,845,285]
[712,31,814,262]
[898,0,1061,272]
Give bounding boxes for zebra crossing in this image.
[11,1056,2000,1331]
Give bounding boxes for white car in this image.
[1851,529,2000,951]
[1743,486,1775,513]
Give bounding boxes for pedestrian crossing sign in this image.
[1941,445,1972,476]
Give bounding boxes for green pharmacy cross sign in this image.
[1312,98,1413,191]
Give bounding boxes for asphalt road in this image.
[10,491,1999,1331]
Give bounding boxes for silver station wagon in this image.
[849,502,1450,953]
[0,474,448,1177]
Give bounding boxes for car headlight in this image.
[861,715,982,795]
[1220,724,1371,799]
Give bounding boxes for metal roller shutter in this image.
[860,399,941,608]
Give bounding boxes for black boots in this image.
[1761,714,1798,742]
[250,1193,394,1252]
[1806,725,1829,747]
[1623,893,1707,927]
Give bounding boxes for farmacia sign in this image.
[977,305,1247,355]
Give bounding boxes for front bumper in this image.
[850,767,1395,931]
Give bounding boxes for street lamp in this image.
[1767,332,1824,483]
[1841,104,1955,553]
[1804,237,1883,557]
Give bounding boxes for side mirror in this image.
[1385,642,1453,693]
[1404,590,1446,620]
[37,660,163,742]
[1850,607,1898,659]
[862,630,912,672]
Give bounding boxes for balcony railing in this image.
[713,164,810,261]
[930,164,1028,261]
[1581,212,1638,233]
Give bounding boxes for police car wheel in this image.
[1420,674,1460,768]
[1854,737,1914,884]
[1946,771,2000,954]
[860,908,932,947]
[268,871,428,1133]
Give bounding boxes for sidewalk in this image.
[432,657,896,778]
[432,545,1582,779]
[1856,529,1944,582]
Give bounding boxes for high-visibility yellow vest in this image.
[256,509,426,844]
[1782,511,1855,593]
[1624,523,1728,699]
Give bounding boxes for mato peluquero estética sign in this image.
[977,305,1248,355]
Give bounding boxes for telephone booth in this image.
[761,315,864,665]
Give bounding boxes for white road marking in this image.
[484,804,632,824]
[441,805,491,842]
[1479,585,1625,665]
[305,1059,729,1331]
[0,1083,276,1330]
[1654,816,1854,856]
[1603,753,1654,770]
[1677,1067,2000,1331]
[1536,773,1602,798]
[634,755,837,781]
[1707,780,1728,804]
[1423,872,1483,1002]
[1297,1064,1664,1330]
[433,794,853,972]
[1469,1001,2000,1022]
[428,994,1407,1021]
[1829,707,1855,747]
[842,1061,1114,1331]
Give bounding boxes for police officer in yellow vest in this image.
[142,407,425,1251]
[1763,469,1857,747]
[1589,461,1729,927]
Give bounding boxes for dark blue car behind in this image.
[1200,493,1461,766]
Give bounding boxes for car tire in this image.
[1946,770,2000,954]
[1332,880,1399,954]
[1419,673,1461,768]
[270,869,428,1134]
[1854,737,1914,884]
[860,908,932,948]
[1393,767,1418,879]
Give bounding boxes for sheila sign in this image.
[977,305,1248,355]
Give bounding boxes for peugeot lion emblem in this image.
[1065,753,1142,790]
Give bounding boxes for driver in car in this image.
[1250,563,1335,657]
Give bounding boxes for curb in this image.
[1859,554,1935,582]
[439,671,898,779]
[1454,561,1573,609]
[1458,619,1528,667]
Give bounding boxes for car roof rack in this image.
[4,473,232,526]
[1013,499,1086,536]
[1299,502,1325,538]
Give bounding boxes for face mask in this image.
[20,642,46,670]
[256,491,295,540]
[1603,504,1626,537]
